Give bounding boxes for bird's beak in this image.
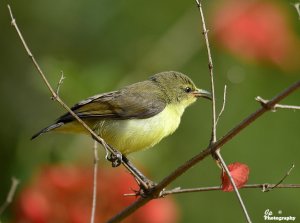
[193,89,212,100]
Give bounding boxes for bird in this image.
[32,71,211,155]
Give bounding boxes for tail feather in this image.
[31,122,64,140]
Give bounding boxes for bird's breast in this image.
[96,104,184,154]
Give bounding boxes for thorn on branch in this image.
[124,188,141,197]
[202,30,209,35]
[255,96,274,111]
[10,19,16,26]
[261,184,267,192]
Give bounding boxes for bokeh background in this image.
[0,0,299,222]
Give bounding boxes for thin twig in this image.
[107,80,300,223]
[216,151,252,222]
[264,164,295,192]
[196,0,217,143]
[90,141,99,223]
[7,4,151,190]
[0,177,20,216]
[274,104,300,110]
[195,1,251,222]
[214,151,251,222]
[159,183,300,196]
[216,85,227,125]
[7,5,57,97]
[53,71,65,98]
[256,96,300,111]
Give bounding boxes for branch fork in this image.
[256,96,300,111]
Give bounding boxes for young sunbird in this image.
[32,71,211,155]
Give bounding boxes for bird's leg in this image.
[103,146,123,167]
[91,134,156,191]
[106,150,123,167]
[121,155,157,192]
[91,133,123,167]
[106,145,157,191]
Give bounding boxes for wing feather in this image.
[57,81,166,123]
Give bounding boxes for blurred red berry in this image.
[221,162,250,192]
[135,199,179,223]
[212,0,300,70]
[18,188,50,223]
[14,165,180,223]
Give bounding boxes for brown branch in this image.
[256,96,300,111]
[159,164,296,196]
[0,177,20,216]
[107,79,300,223]
[215,81,300,148]
[114,184,300,220]
[195,1,251,221]
[7,4,152,190]
[125,177,300,202]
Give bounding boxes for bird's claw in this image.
[107,152,123,167]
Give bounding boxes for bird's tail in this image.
[31,122,64,140]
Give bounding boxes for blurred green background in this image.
[0,0,299,222]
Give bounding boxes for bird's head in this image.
[150,71,211,109]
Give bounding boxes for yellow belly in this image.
[55,104,186,155]
[95,105,183,154]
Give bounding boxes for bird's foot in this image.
[107,151,123,167]
[103,145,157,193]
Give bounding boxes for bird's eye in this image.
[184,87,192,93]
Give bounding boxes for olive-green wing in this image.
[57,88,166,123]
[31,81,166,139]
